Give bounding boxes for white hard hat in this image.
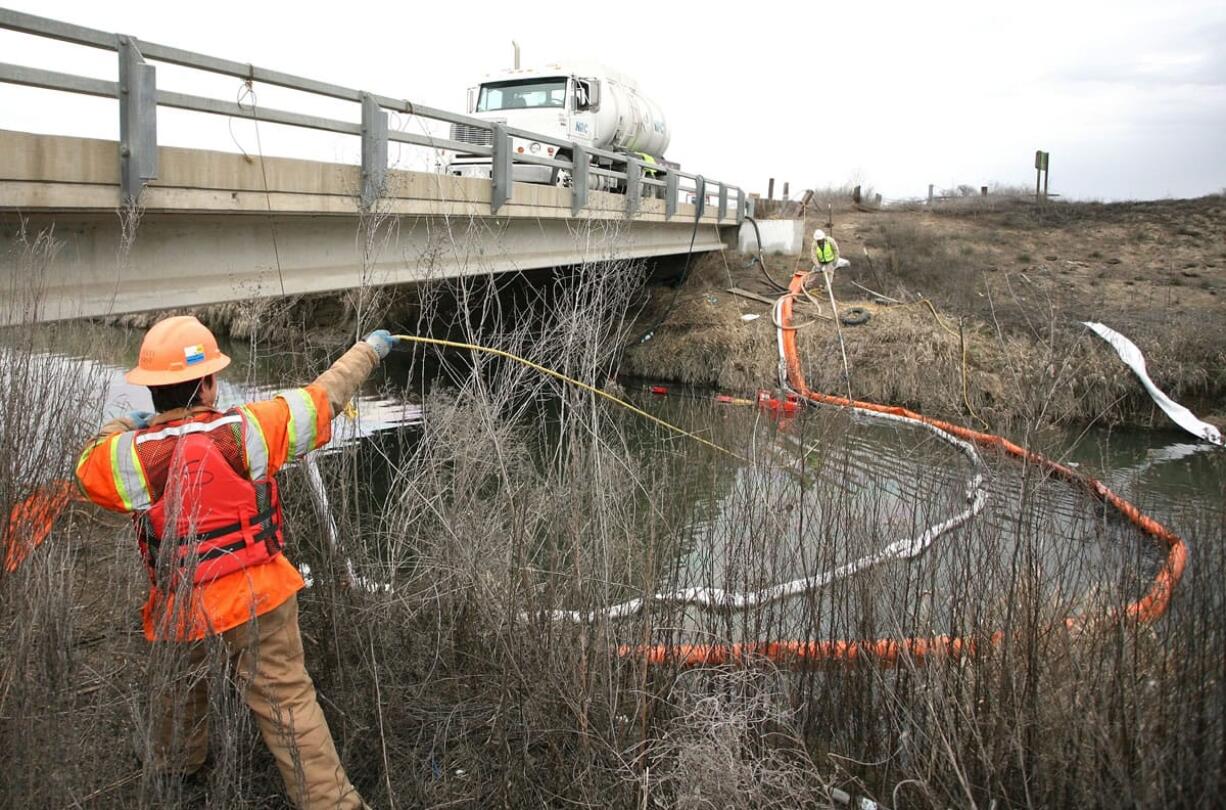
[814,229,826,241]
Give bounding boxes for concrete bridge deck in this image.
[1,130,735,324]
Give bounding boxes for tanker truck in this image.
[445,62,674,190]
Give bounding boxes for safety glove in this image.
[125,410,154,429]
[363,329,398,360]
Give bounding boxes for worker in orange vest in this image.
[75,315,397,809]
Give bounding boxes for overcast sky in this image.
[3,0,1224,201]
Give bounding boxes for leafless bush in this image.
[646,669,829,809]
[0,226,112,807]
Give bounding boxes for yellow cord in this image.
[391,334,746,461]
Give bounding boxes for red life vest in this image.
[131,411,284,587]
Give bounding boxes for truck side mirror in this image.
[585,80,600,111]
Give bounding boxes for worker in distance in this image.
[813,228,840,274]
[75,315,400,809]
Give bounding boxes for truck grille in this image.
[450,123,493,146]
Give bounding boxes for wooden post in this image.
[853,185,862,204]
[981,185,988,196]
[1043,156,1050,199]
[783,181,790,201]
[768,178,775,200]
[927,184,934,205]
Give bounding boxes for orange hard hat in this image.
[125,315,231,386]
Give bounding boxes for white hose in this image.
[527,296,990,623]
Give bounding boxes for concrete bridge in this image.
[1,130,737,324]
[0,9,747,325]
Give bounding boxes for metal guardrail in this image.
[0,8,749,223]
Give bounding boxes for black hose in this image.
[744,215,790,294]
[624,175,705,350]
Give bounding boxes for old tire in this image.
[840,307,871,326]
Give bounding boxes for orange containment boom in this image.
[620,270,1190,668]
[3,481,78,572]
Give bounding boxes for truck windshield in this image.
[476,79,567,112]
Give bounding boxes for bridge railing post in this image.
[117,36,157,204]
[735,187,745,225]
[624,157,641,216]
[718,183,728,222]
[570,144,589,216]
[360,93,388,209]
[665,171,679,220]
[694,176,706,220]
[491,123,511,214]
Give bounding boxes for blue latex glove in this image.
[126,410,153,429]
[363,329,397,360]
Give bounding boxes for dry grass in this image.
[627,195,1225,435]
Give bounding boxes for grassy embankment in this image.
[623,193,1226,437]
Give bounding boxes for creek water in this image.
[40,325,1226,632]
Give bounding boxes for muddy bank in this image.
[623,196,1226,435]
[107,291,385,350]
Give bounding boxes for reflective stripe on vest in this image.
[815,240,835,264]
[110,431,152,511]
[239,405,270,479]
[280,388,318,460]
[136,413,242,445]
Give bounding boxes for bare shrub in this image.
[646,669,829,809]
[0,226,111,806]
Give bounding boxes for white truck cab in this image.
[447,63,672,187]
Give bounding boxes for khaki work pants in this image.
[151,594,365,809]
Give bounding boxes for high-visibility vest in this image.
[635,151,658,178]
[126,411,285,587]
[814,239,836,264]
[77,386,333,640]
